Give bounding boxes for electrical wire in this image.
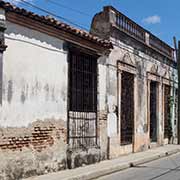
[10,0,89,31]
[44,0,91,17]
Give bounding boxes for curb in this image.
[68,163,130,180]
[130,148,180,167]
[66,148,180,180]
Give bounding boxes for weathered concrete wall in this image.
[0,119,67,180]
[0,20,69,179]
[97,56,108,160]
[91,7,177,158]
[2,21,68,127]
[107,40,177,156]
[0,19,109,179]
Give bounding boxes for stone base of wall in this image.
[172,137,178,144]
[109,133,165,158]
[0,118,106,180]
[148,142,160,149]
[108,136,133,159]
[163,137,177,145]
[163,138,169,145]
[0,141,67,180]
[0,119,67,180]
[134,134,149,153]
[67,148,101,169]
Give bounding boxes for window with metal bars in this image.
[68,50,98,149]
[121,71,134,145]
[150,81,158,142]
[164,85,172,139]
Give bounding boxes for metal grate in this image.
[150,81,157,142]
[121,71,134,145]
[68,50,97,149]
[174,89,178,137]
[164,85,171,139]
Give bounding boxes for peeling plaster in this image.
[1,21,68,127]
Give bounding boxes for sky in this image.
[5,0,180,47]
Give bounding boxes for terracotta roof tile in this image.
[0,0,112,49]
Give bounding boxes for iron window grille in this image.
[68,50,98,149]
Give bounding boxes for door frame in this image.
[147,72,161,145]
[162,77,172,144]
[117,60,137,152]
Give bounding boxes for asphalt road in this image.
[97,153,180,180]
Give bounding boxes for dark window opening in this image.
[174,89,178,126]
[0,56,2,105]
[164,85,172,139]
[150,81,158,142]
[68,51,97,149]
[121,71,134,145]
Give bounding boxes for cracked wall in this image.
[0,20,69,179]
[0,19,109,179]
[2,21,68,127]
[91,8,178,157]
[0,119,67,180]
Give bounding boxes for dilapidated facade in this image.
[0,1,112,179]
[91,6,178,158]
[0,1,178,179]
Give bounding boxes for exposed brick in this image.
[0,124,67,152]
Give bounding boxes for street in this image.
[97,153,180,180]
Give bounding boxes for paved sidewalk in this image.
[25,145,180,180]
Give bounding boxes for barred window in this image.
[68,50,97,149]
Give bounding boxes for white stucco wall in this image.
[0,21,68,127]
[98,57,107,111]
